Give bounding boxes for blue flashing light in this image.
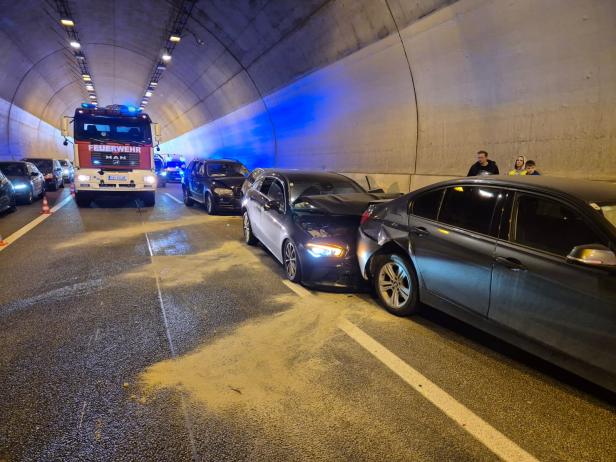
[81,103,97,109]
[127,105,137,113]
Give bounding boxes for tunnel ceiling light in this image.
[75,53,85,60]
[142,101,148,105]
[82,74,91,81]
[150,82,158,87]
[145,90,152,97]
[169,34,181,43]
[156,63,166,70]
[89,95,96,99]
[60,18,74,27]
[70,41,81,49]
[161,53,172,62]
[85,84,94,91]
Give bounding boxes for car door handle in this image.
[410,226,429,236]
[494,256,527,272]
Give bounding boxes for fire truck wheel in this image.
[75,192,91,208]
[142,192,156,207]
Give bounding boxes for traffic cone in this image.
[70,182,76,197]
[0,234,7,247]
[41,195,52,215]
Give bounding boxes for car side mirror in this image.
[566,244,616,269]
[264,199,283,213]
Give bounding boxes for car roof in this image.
[426,176,616,204]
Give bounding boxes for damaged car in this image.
[242,170,398,289]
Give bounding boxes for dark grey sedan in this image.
[358,176,616,392]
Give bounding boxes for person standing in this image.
[467,150,499,176]
[508,156,527,175]
[525,159,540,175]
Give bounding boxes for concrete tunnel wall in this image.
[161,0,616,192]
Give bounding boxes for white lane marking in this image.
[338,319,538,462]
[78,401,87,431]
[0,194,73,252]
[144,231,198,459]
[164,192,183,205]
[281,279,313,298]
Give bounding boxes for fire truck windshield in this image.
[74,115,152,145]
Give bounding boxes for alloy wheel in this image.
[378,261,411,309]
[243,213,251,242]
[284,241,297,280]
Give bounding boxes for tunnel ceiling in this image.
[0,0,450,142]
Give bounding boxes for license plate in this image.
[108,175,127,181]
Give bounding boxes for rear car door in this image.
[246,177,266,238]
[189,161,203,198]
[26,164,42,195]
[410,185,506,316]
[489,192,616,378]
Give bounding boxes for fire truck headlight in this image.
[77,174,90,182]
[144,175,156,185]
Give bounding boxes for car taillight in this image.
[360,205,376,225]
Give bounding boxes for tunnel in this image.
[1,1,616,461]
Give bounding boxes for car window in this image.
[412,189,444,220]
[260,177,274,195]
[0,163,26,176]
[438,186,502,236]
[267,180,285,203]
[513,194,606,256]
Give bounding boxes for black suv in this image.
[182,159,249,214]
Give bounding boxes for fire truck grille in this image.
[91,152,140,167]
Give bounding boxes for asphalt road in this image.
[0,184,614,462]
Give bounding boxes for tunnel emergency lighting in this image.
[85,84,94,91]
[60,18,74,27]
[161,53,172,62]
[82,74,91,81]
[169,35,181,43]
[145,90,152,97]
[150,82,158,87]
[70,41,81,49]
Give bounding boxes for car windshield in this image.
[24,159,52,173]
[599,204,616,229]
[0,163,26,176]
[290,177,365,206]
[59,160,69,167]
[207,162,248,177]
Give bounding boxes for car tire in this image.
[372,253,419,316]
[59,180,65,188]
[283,239,302,283]
[9,194,17,212]
[243,211,258,246]
[142,192,156,207]
[205,192,216,215]
[75,192,91,208]
[183,187,194,206]
[38,185,45,199]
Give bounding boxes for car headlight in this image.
[144,175,156,185]
[44,173,53,179]
[63,168,69,174]
[213,187,233,196]
[14,183,28,190]
[306,242,346,258]
[161,171,167,177]
[77,174,91,182]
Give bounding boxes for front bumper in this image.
[75,170,156,192]
[357,228,381,280]
[298,245,367,291]
[213,194,242,211]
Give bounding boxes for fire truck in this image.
[61,104,161,207]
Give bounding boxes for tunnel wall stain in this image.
[162,0,616,187]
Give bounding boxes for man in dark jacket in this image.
[467,150,500,176]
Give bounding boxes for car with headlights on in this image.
[22,158,64,191]
[0,169,16,214]
[183,159,249,214]
[154,154,167,187]
[358,175,616,392]
[58,159,74,183]
[0,161,45,204]
[242,170,399,289]
[164,159,187,182]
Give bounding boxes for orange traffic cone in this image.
[0,234,7,246]
[41,195,52,215]
[70,182,76,197]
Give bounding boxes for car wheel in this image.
[243,211,258,246]
[48,182,56,192]
[373,253,419,316]
[75,192,91,207]
[22,187,34,205]
[283,239,302,282]
[142,192,156,207]
[183,187,194,206]
[9,194,17,212]
[59,179,65,188]
[205,193,216,215]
